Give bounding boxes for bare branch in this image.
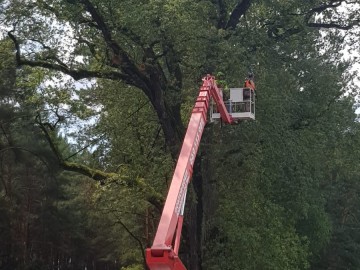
[28,38,70,67]
[111,219,147,269]
[64,134,106,161]
[28,38,52,51]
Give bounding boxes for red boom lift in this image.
[145,74,255,270]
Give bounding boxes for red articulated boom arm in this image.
[145,75,233,270]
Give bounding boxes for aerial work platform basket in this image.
[210,87,255,121]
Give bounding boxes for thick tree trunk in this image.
[153,100,182,157]
[180,155,205,270]
[188,157,204,270]
[148,76,184,158]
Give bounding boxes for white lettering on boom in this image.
[175,117,205,215]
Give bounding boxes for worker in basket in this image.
[243,73,255,113]
[244,72,255,90]
[243,72,255,100]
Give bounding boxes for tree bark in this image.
[189,157,204,270]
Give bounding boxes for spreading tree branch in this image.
[7,31,142,86]
[225,0,252,30]
[76,0,163,85]
[305,0,360,30]
[7,0,188,159]
[34,114,163,210]
[267,1,359,41]
[308,0,343,15]
[77,0,151,85]
[8,0,166,103]
[307,21,360,30]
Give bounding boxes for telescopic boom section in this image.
[145,75,233,270]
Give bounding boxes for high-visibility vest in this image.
[244,80,255,90]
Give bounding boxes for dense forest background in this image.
[1,0,360,269]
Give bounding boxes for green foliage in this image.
[1,1,360,270]
[202,123,310,270]
[200,9,360,268]
[0,39,16,98]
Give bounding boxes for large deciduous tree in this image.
[2,1,360,269]
[3,0,359,154]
